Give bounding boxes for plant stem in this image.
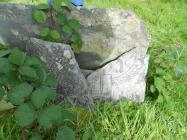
[21,127,27,140]
[35,123,40,135]
[49,6,55,29]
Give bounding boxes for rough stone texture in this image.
[0,3,149,70]
[0,3,41,49]
[26,38,93,107]
[70,8,149,69]
[87,47,149,103]
[81,69,94,78]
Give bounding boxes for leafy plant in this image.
[0,44,76,140]
[147,45,187,99]
[32,0,82,53]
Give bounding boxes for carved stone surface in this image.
[87,47,149,102]
[0,3,149,70]
[26,38,93,107]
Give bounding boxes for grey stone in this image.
[26,38,93,107]
[87,47,149,103]
[0,3,149,70]
[70,8,149,69]
[81,69,94,78]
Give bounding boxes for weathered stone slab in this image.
[71,8,149,69]
[26,38,93,107]
[87,47,149,102]
[0,3,149,70]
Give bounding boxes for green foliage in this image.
[32,0,82,53]
[0,45,76,140]
[15,103,37,127]
[56,126,75,140]
[8,83,33,105]
[32,9,47,23]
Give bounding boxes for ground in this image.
[0,0,187,139]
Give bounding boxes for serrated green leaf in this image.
[0,75,8,85]
[154,77,165,92]
[8,83,33,105]
[62,24,73,35]
[68,19,80,30]
[71,32,80,43]
[50,30,61,40]
[34,67,47,87]
[44,75,58,87]
[0,58,9,73]
[32,9,47,23]
[176,62,187,77]
[56,13,66,25]
[24,56,45,68]
[0,49,11,58]
[5,71,21,88]
[0,100,15,112]
[30,135,42,140]
[15,104,36,127]
[36,3,49,10]
[19,66,37,79]
[8,48,26,66]
[52,0,62,11]
[0,85,4,99]
[56,126,75,140]
[40,28,50,37]
[31,87,55,108]
[38,105,62,129]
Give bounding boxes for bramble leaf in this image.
[32,9,47,23]
[8,48,26,66]
[19,66,37,79]
[31,87,55,108]
[50,30,61,40]
[71,32,80,43]
[44,75,58,87]
[0,58,9,73]
[0,85,4,100]
[68,19,80,30]
[15,103,36,127]
[34,67,47,87]
[40,28,50,37]
[57,13,66,25]
[56,126,75,140]
[24,56,45,68]
[38,105,62,129]
[8,83,33,105]
[63,24,73,35]
[0,49,11,58]
[52,0,62,11]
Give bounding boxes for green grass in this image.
[0,0,187,139]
